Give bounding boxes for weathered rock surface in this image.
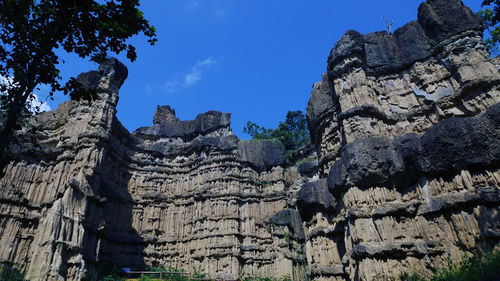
[0,60,309,280]
[134,109,231,140]
[328,0,481,77]
[153,105,179,125]
[297,179,335,221]
[1,0,499,281]
[238,140,286,172]
[328,103,500,193]
[302,0,500,280]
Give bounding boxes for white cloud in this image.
[186,0,200,11]
[164,78,180,93]
[28,92,51,113]
[185,1,228,18]
[184,69,202,87]
[157,57,217,93]
[196,57,216,67]
[0,75,52,113]
[184,57,216,87]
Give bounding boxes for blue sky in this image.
[42,0,482,139]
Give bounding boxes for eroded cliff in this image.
[0,59,314,280]
[0,0,499,280]
[301,0,500,280]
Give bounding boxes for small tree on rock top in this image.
[244,110,310,156]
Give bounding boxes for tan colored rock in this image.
[303,0,500,280]
[0,59,309,280]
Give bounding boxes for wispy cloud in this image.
[185,0,200,11]
[185,1,228,18]
[144,84,153,95]
[163,78,180,93]
[157,57,217,93]
[184,57,216,87]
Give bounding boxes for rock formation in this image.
[0,0,499,280]
[0,59,313,280]
[302,0,500,280]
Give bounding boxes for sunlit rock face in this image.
[303,0,500,280]
[0,58,315,280]
[1,0,500,281]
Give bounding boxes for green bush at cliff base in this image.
[81,263,212,281]
[403,251,500,281]
[0,264,23,281]
[242,275,292,281]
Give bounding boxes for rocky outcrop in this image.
[134,109,231,140]
[0,59,313,280]
[238,140,286,172]
[302,0,500,280]
[1,0,499,281]
[153,105,179,125]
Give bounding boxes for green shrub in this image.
[0,264,23,281]
[243,110,310,157]
[283,231,292,247]
[279,275,292,281]
[142,266,189,281]
[247,176,273,190]
[139,275,154,281]
[192,268,207,279]
[242,276,292,281]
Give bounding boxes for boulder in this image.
[238,139,285,172]
[297,179,335,221]
[269,209,305,240]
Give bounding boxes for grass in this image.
[403,251,500,281]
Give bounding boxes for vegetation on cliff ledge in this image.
[244,110,310,157]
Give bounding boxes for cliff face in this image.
[0,60,314,280]
[302,0,500,280]
[1,0,499,281]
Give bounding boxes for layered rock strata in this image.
[0,59,313,280]
[1,0,499,280]
[302,0,500,280]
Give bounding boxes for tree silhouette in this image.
[0,0,157,175]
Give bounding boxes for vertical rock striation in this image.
[302,0,500,280]
[0,60,313,280]
[1,1,499,281]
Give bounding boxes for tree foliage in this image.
[481,0,500,54]
[0,0,157,174]
[0,264,23,281]
[243,110,310,155]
